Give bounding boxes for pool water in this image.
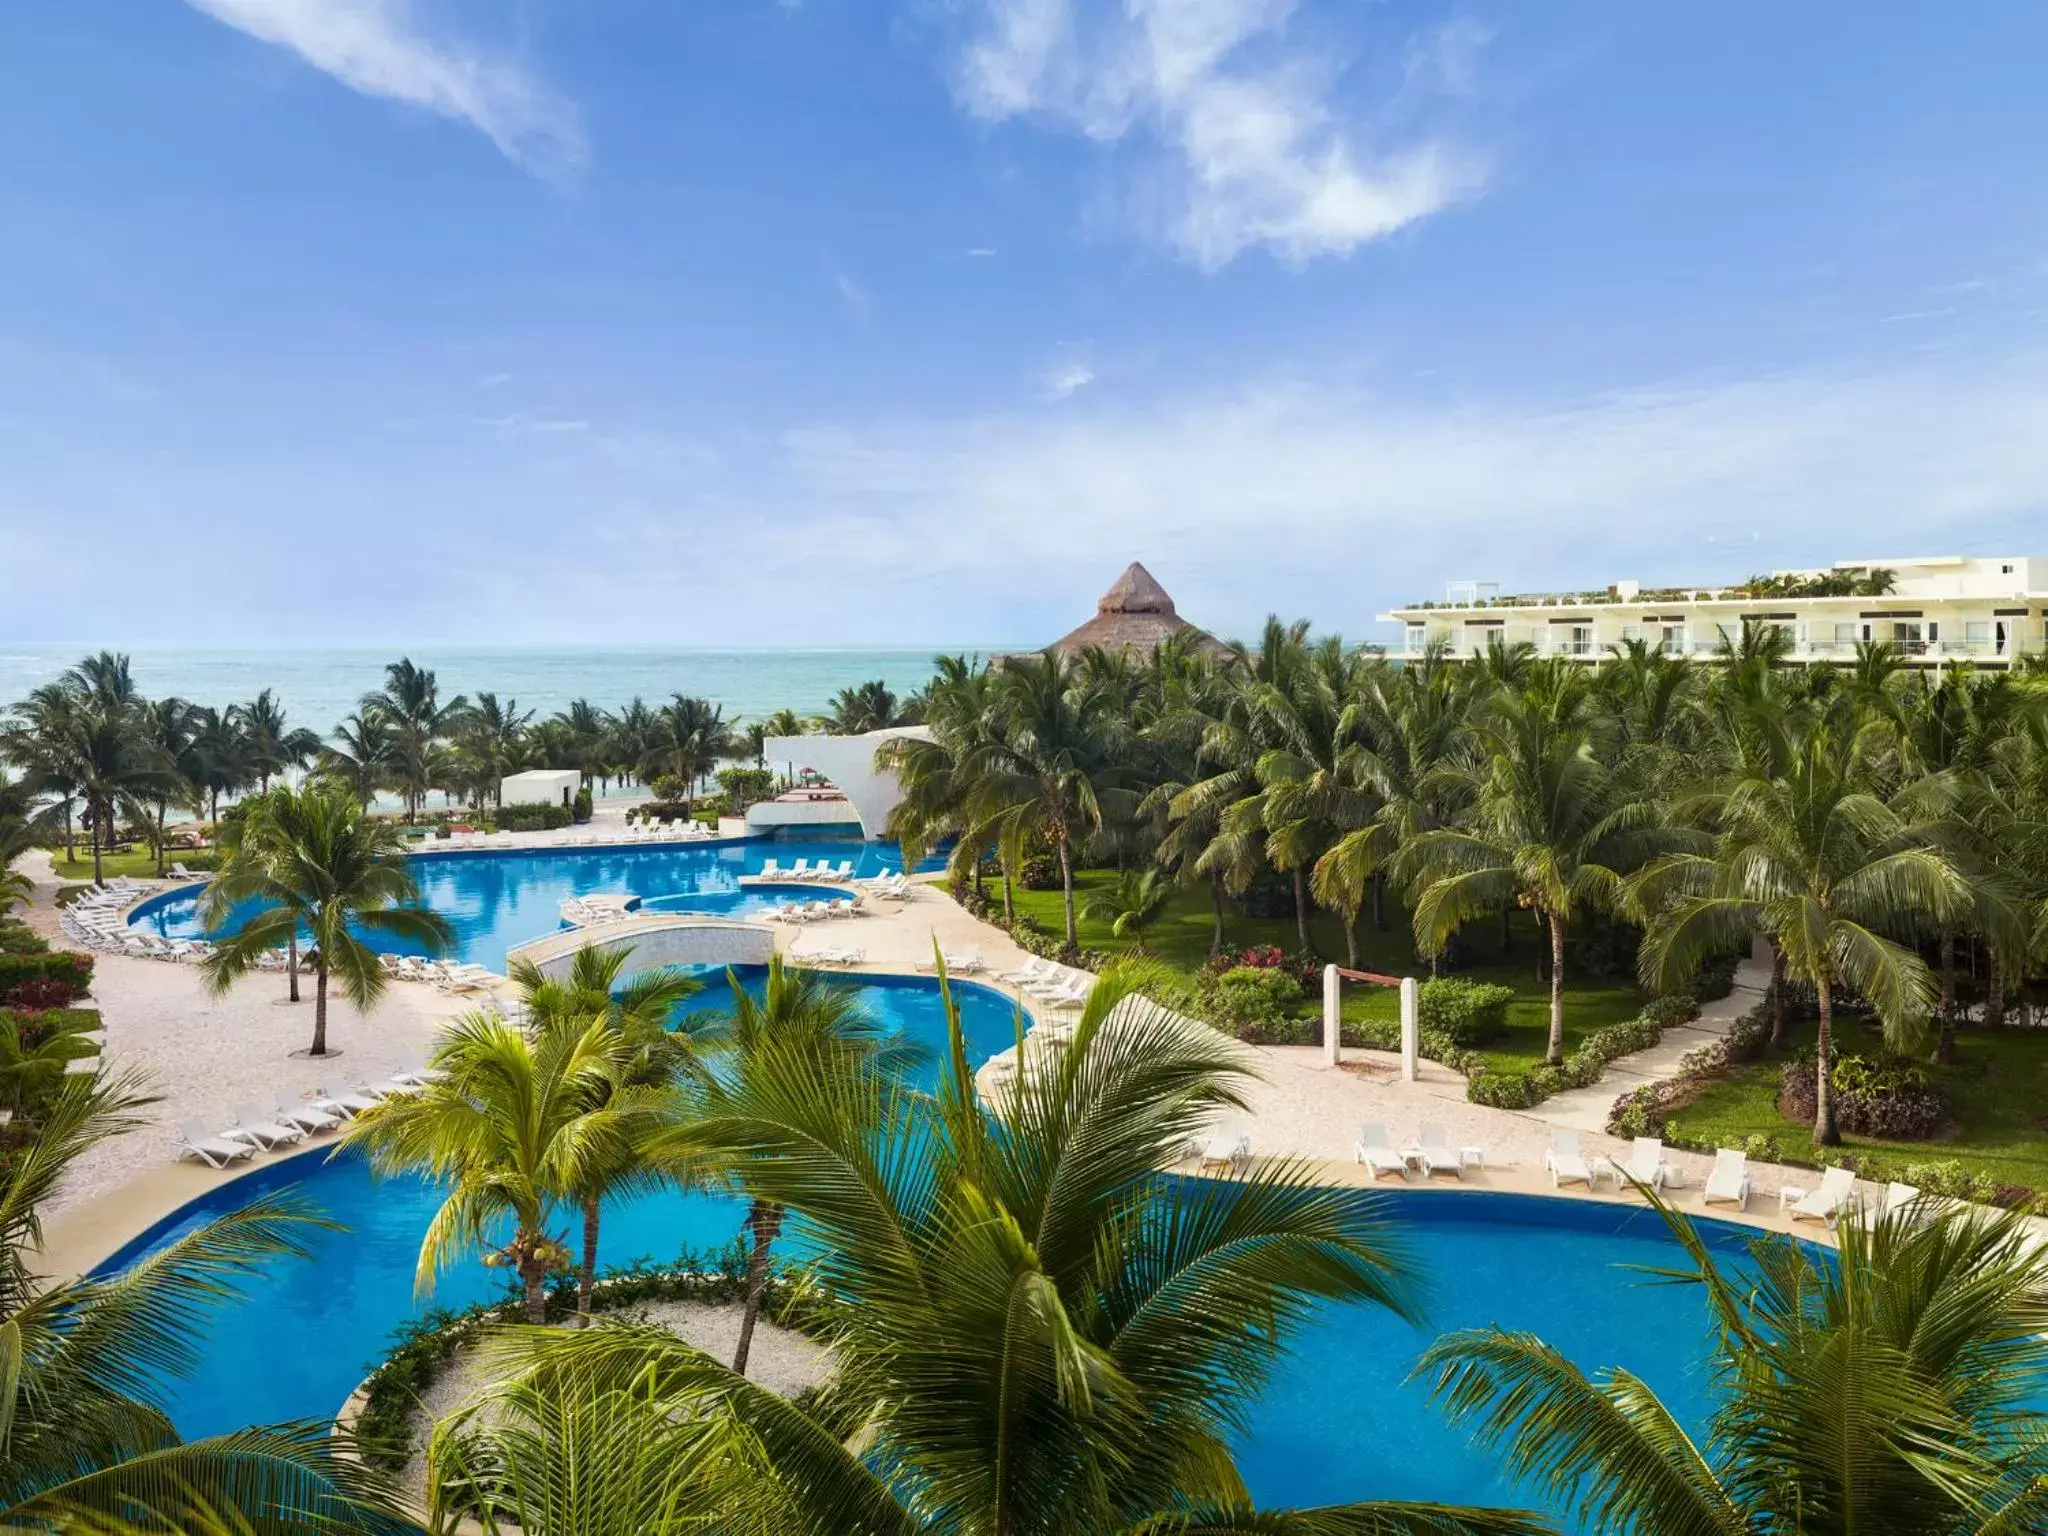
[128,837,926,972]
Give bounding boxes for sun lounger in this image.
[1197,1131,1251,1174]
[1354,1123,1407,1180]
[758,859,783,879]
[1861,1180,1922,1229]
[1412,1122,1463,1179]
[1703,1148,1751,1210]
[1780,1165,1857,1226]
[1003,957,1059,987]
[271,1095,341,1134]
[786,859,811,880]
[1544,1131,1594,1189]
[178,1120,257,1168]
[313,1081,381,1117]
[1619,1137,1670,1190]
[226,1103,304,1150]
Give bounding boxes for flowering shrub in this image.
[1416,978,1515,1045]
[1195,966,1308,1037]
[1777,1052,1952,1141]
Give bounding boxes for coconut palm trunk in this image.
[1986,955,2006,1030]
[310,960,330,1056]
[1769,943,1788,1049]
[1056,838,1078,953]
[89,805,104,886]
[1813,974,1838,1145]
[578,1195,602,1321]
[1292,867,1312,951]
[154,798,168,877]
[733,1198,784,1375]
[1545,909,1568,1066]
[1935,930,1957,1063]
[521,1251,551,1325]
[1209,872,1226,957]
[287,932,300,1004]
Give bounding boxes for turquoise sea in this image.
[0,644,998,736]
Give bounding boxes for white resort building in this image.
[1380,555,2048,667]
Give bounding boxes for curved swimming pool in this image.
[126,837,926,971]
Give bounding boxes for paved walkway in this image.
[1526,938,1774,1133]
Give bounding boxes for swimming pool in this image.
[101,1126,1753,1521]
[126,836,928,971]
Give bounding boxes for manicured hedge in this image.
[0,950,93,1007]
[1416,978,1515,1045]
[0,919,47,956]
[492,801,573,832]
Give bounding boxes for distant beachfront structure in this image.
[1044,562,1227,658]
[1380,555,2048,668]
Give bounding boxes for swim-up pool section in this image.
[127,836,927,971]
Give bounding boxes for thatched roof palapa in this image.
[1046,562,1225,658]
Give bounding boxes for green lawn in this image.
[49,847,217,883]
[1001,869,1646,1074]
[1667,1018,2048,1194]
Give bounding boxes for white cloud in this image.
[829,266,871,314]
[966,246,999,257]
[187,0,584,178]
[1043,363,1094,398]
[951,0,1483,267]
[747,356,2048,634]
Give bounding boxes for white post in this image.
[1399,976,1419,1082]
[1322,964,1342,1066]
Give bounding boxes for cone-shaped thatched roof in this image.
[1046,563,1224,657]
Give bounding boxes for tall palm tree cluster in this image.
[889,630,2048,1140]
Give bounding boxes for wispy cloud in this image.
[950,0,1485,267]
[1042,363,1094,399]
[829,266,871,315]
[186,0,585,179]
[966,246,999,258]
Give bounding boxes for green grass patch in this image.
[1668,1018,2048,1194]
[1000,868,1644,1074]
[48,847,216,883]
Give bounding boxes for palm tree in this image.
[461,691,537,807]
[1080,866,1175,949]
[231,688,323,794]
[663,952,918,1375]
[2,1070,404,1531]
[824,679,902,734]
[62,650,139,715]
[134,695,200,876]
[187,704,254,826]
[1,684,85,863]
[426,964,1539,1535]
[639,694,730,799]
[1400,675,1666,1065]
[361,658,469,817]
[200,786,454,1056]
[973,651,1132,952]
[341,1011,637,1323]
[56,705,180,886]
[1424,1196,2048,1533]
[1633,724,1967,1143]
[506,942,703,1317]
[318,708,395,808]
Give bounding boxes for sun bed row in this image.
[999,956,1095,1009]
[376,953,499,992]
[175,1059,447,1168]
[763,898,867,924]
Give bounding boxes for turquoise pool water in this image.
[127,837,923,971]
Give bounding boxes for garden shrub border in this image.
[351,1247,832,1472]
[1604,1003,2040,1214]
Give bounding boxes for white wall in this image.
[506,916,775,980]
[759,727,929,841]
[501,770,580,807]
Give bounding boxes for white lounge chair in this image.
[313,1081,381,1117]
[787,859,812,880]
[1703,1148,1751,1210]
[226,1104,304,1150]
[1354,1123,1408,1180]
[1545,1131,1594,1189]
[1037,974,1094,1010]
[1003,957,1059,987]
[271,1095,341,1134]
[1619,1137,1670,1190]
[1861,1180,1923,1229]
[1197,1131,1251,1174]
[178,1120,256,1168]
[758,858,783,879]
[1781,1166,1857,1227]
[1413,1122,1463,1180]
[825,860,855,882]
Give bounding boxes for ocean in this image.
[0,644,995,737]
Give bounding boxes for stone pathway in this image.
[1525,938,1774,1133]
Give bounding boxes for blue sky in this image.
[2,1,2045,648]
